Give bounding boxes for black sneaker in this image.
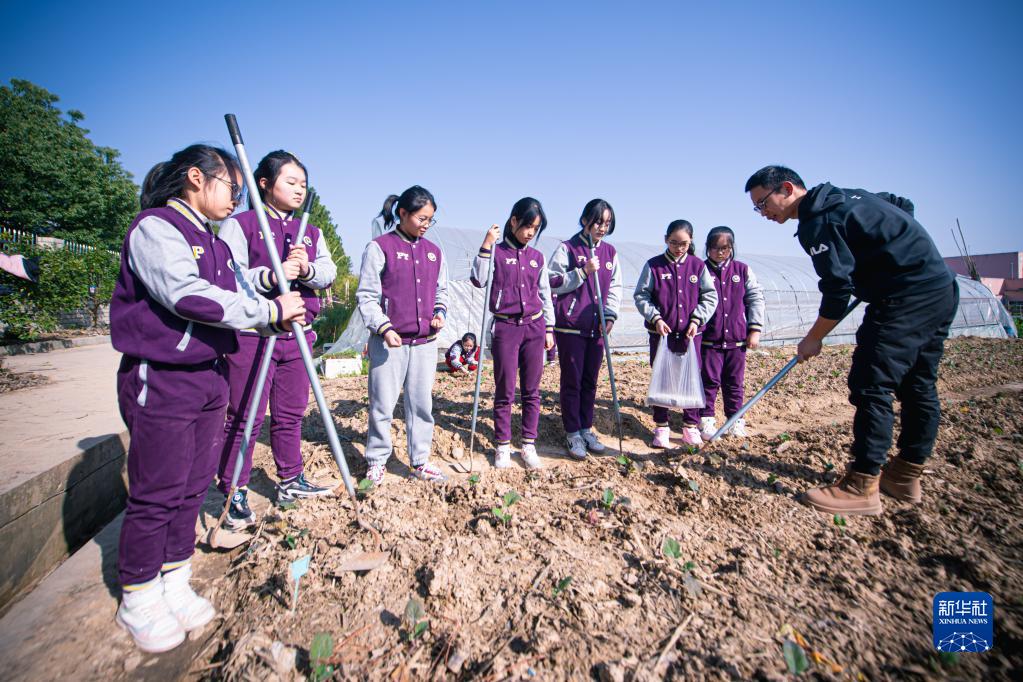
[276,473,333,504]
[224,488,256,531]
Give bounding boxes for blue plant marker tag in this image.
[933,591,994,653]
[290,555,311,611]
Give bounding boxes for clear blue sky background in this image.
[2,1,1020,267]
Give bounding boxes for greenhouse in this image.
[326,226,1014,355]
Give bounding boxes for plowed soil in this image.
[189,337,1022,680]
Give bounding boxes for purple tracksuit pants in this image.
[492,316,545,444]
[217,332,311,493]
[648,334,701,427]
[116,356,227,587]
[555,331,604,434]
[700,345,746,418]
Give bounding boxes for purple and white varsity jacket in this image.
[356,228,449,345]
[702,258,765,349]
[110,198,285,365]
[470,239,555,329]
[547,232,622,338]
[633,250,718,351]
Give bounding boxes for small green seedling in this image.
[993,426,1004,435]
[824,462,835,472]
[356,478,374,498]
[778,433,792,442]
[491,490,521,526]
[682,561,696,573]
[773,547,781,559]
[767,474,778,485]
[279,500,298,512]
[687,479,700,494]
[832,514,847,528]
[615,454,637,474]
[782,637,809,675]
[600,488,615,509]
[404,597,429,642]
[468,473,480,486]
[662,536,681,560]
[284,528,309,549]
[309,632,334,681]
[553,576,572,597]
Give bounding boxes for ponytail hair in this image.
[140,144,240,210]
[705,226,736,259]
[504,197,547,243]
[251,150,307,210]
[379,194,400,229]
[579,198,615,235]
[396,185,437,219]
[665,219,696,256]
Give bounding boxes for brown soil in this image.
[0,360,49,393]
[191,337,1022,680]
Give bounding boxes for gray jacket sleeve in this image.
[297,231,337,290]
[539,255,555,329]
[691,267,719,326]
[217,217,266,293]
[604,252,623,320]
[548,243,587,294]
[447,344,463,369]
[434,250,449,317]
[470,248,491,288]
[744,266,766,331]
[633,262,661,324]
[128,216,275,331]
[356,241,391,335]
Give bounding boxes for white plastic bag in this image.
[646,335,705,409]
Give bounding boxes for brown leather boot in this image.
[879,457,924,503]
[800,467,882,516]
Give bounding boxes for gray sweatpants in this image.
[365,335,437,467]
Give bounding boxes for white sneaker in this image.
[366,463,386,486]
[566,433,588,460]
[727,418,748,438]
[117,578,186,653]
[520,443,542,469]
[699,417,718,441]
[162,562,216,631]
[580,429,605,453]
[494,444,512,469]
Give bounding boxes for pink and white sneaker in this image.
[651,426,671,449]
[412,461,448,483]
[681,427,703,446]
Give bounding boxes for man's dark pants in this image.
[848,281,960,475]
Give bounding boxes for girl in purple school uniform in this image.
[548,199,623,460]
[633,220,718,447]
[471,198,556,468]
[216,151,337,529]
[109,145,305,653]
[356,186,449,485]
[698,226,765,439]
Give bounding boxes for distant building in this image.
[945,251,1023,316]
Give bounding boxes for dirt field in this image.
[189,337,1022,680]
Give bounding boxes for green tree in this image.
[0,79,138,250]
[307,188,352,277]
[306,188,357,349]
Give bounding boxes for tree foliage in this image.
[0,79,138,250]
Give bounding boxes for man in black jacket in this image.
[745,165,958,516]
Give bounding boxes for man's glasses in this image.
[753,187,779,214]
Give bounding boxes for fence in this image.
[1,228,109,255]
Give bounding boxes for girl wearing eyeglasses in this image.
[697,226,765,440]
[471,197,556,469]
[634,220,718,447]
[215,151,337,529]
[356,185,449,485]
[109,144,306,652]
[548,198,624,460]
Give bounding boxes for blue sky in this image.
[2,1,1020,267]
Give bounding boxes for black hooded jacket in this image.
[796,183,953,319]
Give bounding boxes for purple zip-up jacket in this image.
[548,232,622,338]
[702,258,765,349]
[110,199,283,365]
[355,228,449,345]
[470,239,555,329]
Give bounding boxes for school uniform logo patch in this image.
[810,243,830,256]
[303,236,313,247]
[505,258,517,265]
[660,273,672,280]
[689,274,698,283]
[396,252,410,261]
[191,246,205,259]
[427,252,437,262]
[732,274,741,283]
[529,259,538,268]
[605,261,613,270]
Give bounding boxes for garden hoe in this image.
[589,241,628,461]
[707,298,862,442]
[217,114,387,572]
[206,189,315,550]
[451,240,497,474]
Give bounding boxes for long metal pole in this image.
[467,250,496,471]
[588,239,626,456]
[225,114,355,496]
[708,298,862,442]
